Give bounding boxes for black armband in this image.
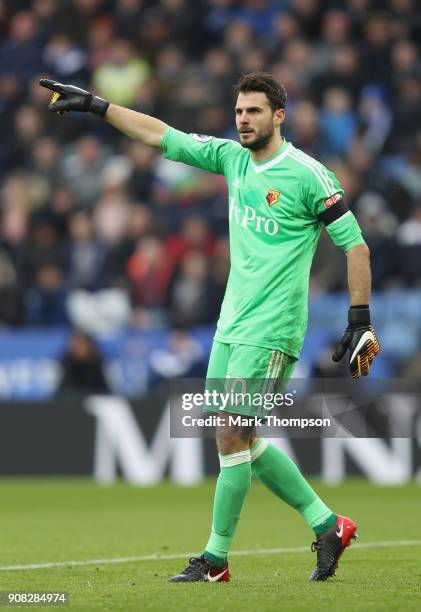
[318,198,349,226]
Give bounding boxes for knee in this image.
[216,434,249,456]
[215,420,255,455]
[216,427,250,455]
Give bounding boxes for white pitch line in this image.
[0,540,420,572]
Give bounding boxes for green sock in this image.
[313,513,337,537]
[204,449,252,566]
[251,439,335,535]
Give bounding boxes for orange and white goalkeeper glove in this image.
[332,306,380,377]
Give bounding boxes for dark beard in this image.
[240,127,274,151]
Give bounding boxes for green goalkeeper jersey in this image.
[161,128,365,358]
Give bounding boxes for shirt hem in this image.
[213,334,299,359]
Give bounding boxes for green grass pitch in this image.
[0,478,420,611]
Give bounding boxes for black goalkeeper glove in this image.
[332,306,380,378]
[39,79,109,118]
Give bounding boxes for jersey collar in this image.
[251,139,291,174]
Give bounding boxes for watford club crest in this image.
[265,188,281,207]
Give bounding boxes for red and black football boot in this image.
[168,555,230,583]
[309,514,358,581]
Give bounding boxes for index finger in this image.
[39,78,65,93]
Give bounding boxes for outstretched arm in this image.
[39,78,239,173]
[39,79,168,148]
[105,104,168,148]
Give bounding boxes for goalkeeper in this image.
[40,73,379,583]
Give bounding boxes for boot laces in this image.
[182,556,209,576]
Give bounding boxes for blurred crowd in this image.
[0,0,420,333]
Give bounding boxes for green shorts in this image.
[204,340,296,418]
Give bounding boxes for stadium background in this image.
[0,0,420,479]
[0,3,420,610]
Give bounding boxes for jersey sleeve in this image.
[160,127,241,176]
[302,160,344,217]
[325,212,365,251]
[302,161,365,251]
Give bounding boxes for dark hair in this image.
[233,71,287,112]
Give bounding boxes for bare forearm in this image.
[346,243,371,305]
[104,104,168,148]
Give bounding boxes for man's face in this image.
[235,91,284,151]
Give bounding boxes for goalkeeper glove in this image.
[332,306,380,377]
[39,79,109,117]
